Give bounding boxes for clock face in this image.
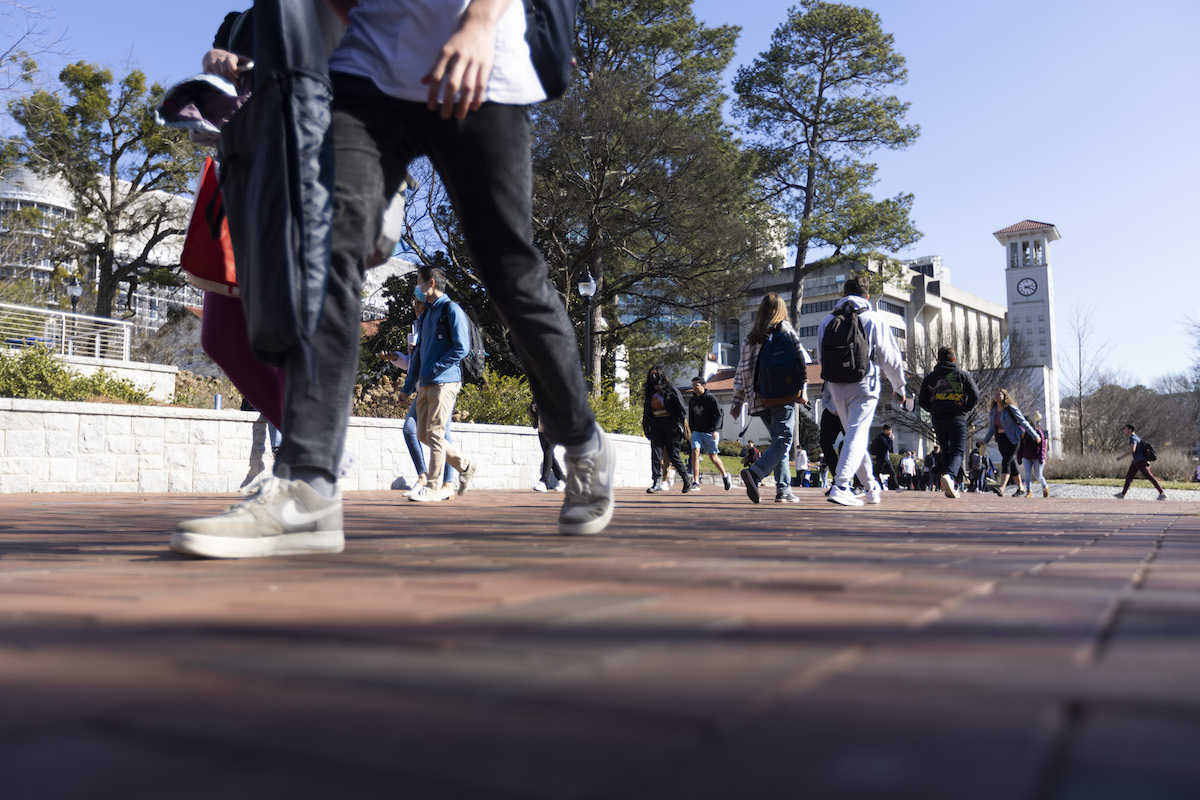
[1017,278,1038,297]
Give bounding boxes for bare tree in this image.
[1059,304,1111,454]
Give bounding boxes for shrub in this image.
[587,386,642,437]
[352,374,407,419]
[456,369,533,425]
[172,370,242,411]
[0,345,152,404]
[1046,449,1195,483]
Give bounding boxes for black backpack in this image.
[1140,439,1158,462]
[820,304,870,383]
[522,0,579,100]
[438,302,487,385]
[754,324,806,407]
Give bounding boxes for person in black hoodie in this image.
[687,376,731,491]
[642,366,692,494]
[918,346,981,498]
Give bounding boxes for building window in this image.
[879,300,905,316]
[796,325,819,337]
[891,326,906,341]
[800,299,834,315]
[1009,243,1019,268]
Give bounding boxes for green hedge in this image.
[0,345,152,404]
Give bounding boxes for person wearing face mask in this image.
[396,265,479,502]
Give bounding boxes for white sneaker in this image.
[554,482,565,493]
[941,474,960,499]
[457,461,479,497]
[864,481,882,505]
[409,485,450,503]
[171,475,344,559]
[828,486,864,507]
[559,426,615,536]
[532,480,549,493]
[404,478,429,500]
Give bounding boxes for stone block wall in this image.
[0,398,650,494]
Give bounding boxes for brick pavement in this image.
[1,486,1198,799]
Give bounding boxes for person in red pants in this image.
[1114,424,1167,500]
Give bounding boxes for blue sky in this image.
[14,0,1200,386]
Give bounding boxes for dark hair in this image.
[937,346,955,363]
[692,376,706,384]
[843,276,869,297]
[1125,423,1136,432]
[418,265,448,290]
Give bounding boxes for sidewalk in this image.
[2,487,1199,799]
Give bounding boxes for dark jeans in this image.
[932,415,968,482]
[996,435,1019,479]
[648,422,687,484]
[278,74,594,475]
[539,432,565,488]
[819,408,843,481]
[1123,460,1164,494]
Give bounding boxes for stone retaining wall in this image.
[0,398,650,494]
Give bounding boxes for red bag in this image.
[180,157,239,297]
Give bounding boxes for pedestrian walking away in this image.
[731,293,810,504]
[688,376,732,491]
[1114,423,1167,500]
[918,346,980,499]
[817,276,907,508]
[869,425,895,491]
[1017,412,1049,498]
[980,388,1040,497]
[173,0,615,556]
[643,366,692,494]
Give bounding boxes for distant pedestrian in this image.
[981,388,1040,497]
[1114,424,1166,500]
[643,366,692,494]
[918,346,980,498]
[899,451,916,489]
[869,425,895,491]
[688,376,732,491]
[731,292,810,504]
[816,276,907,507]
[968,443,988,493]
[1017,413,1049,498]
[530,402,565,493]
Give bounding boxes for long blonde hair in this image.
[990,387,1013,410]
[749,293,789,344]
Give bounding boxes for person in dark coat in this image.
[918,346,981,498]
[687,376,731,491]
[642,366,692,494]
[869,425,895,490]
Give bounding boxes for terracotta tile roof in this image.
[993,220,1056,235]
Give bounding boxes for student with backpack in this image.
[816,276,907,507]
[918,346,980,498]
[1114,423,1167,500]
[730,293,811,504]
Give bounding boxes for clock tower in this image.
[994,220,1061,455]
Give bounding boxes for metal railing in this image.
[0,302,132,361]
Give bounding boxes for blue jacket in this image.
[982,404,1039,447]
[402,294,469,393]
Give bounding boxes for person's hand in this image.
[202,48,243,82]
[421,7,497,119]
[398,391,411,404]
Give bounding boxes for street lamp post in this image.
[577,271,597,392]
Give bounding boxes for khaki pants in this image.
[415,382,466,488]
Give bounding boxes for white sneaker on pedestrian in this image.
[171,474,343,559]
[532,479,549,493]
[775,493,800,503]
[828,485,864,507]
[457,461,479,497]
[864,481,882,505]
[1158,493,1168,501]
[554,482,565,493]
[409,485,449,503]
[559,426,616,536]
[941,474,960,499]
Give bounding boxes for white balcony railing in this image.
[0,302,132,361]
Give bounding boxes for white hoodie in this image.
[816,295,907,399]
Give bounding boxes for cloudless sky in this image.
[14,0,1200,386]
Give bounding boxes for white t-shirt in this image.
[329,0,547,105]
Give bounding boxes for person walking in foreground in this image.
[688,376,731,491]
[172,0,615,557]
[980,388,1039,497]
[643,366,692,494]
[1114,424,1167,500]
[1017,412,1049,497]
[918,346,980,499]
[817,277,906,507]
[731,293,810,504]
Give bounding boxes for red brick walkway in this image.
[2,487,1198,799]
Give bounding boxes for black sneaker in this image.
[740,468,760,504]
[722,473,732,491]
